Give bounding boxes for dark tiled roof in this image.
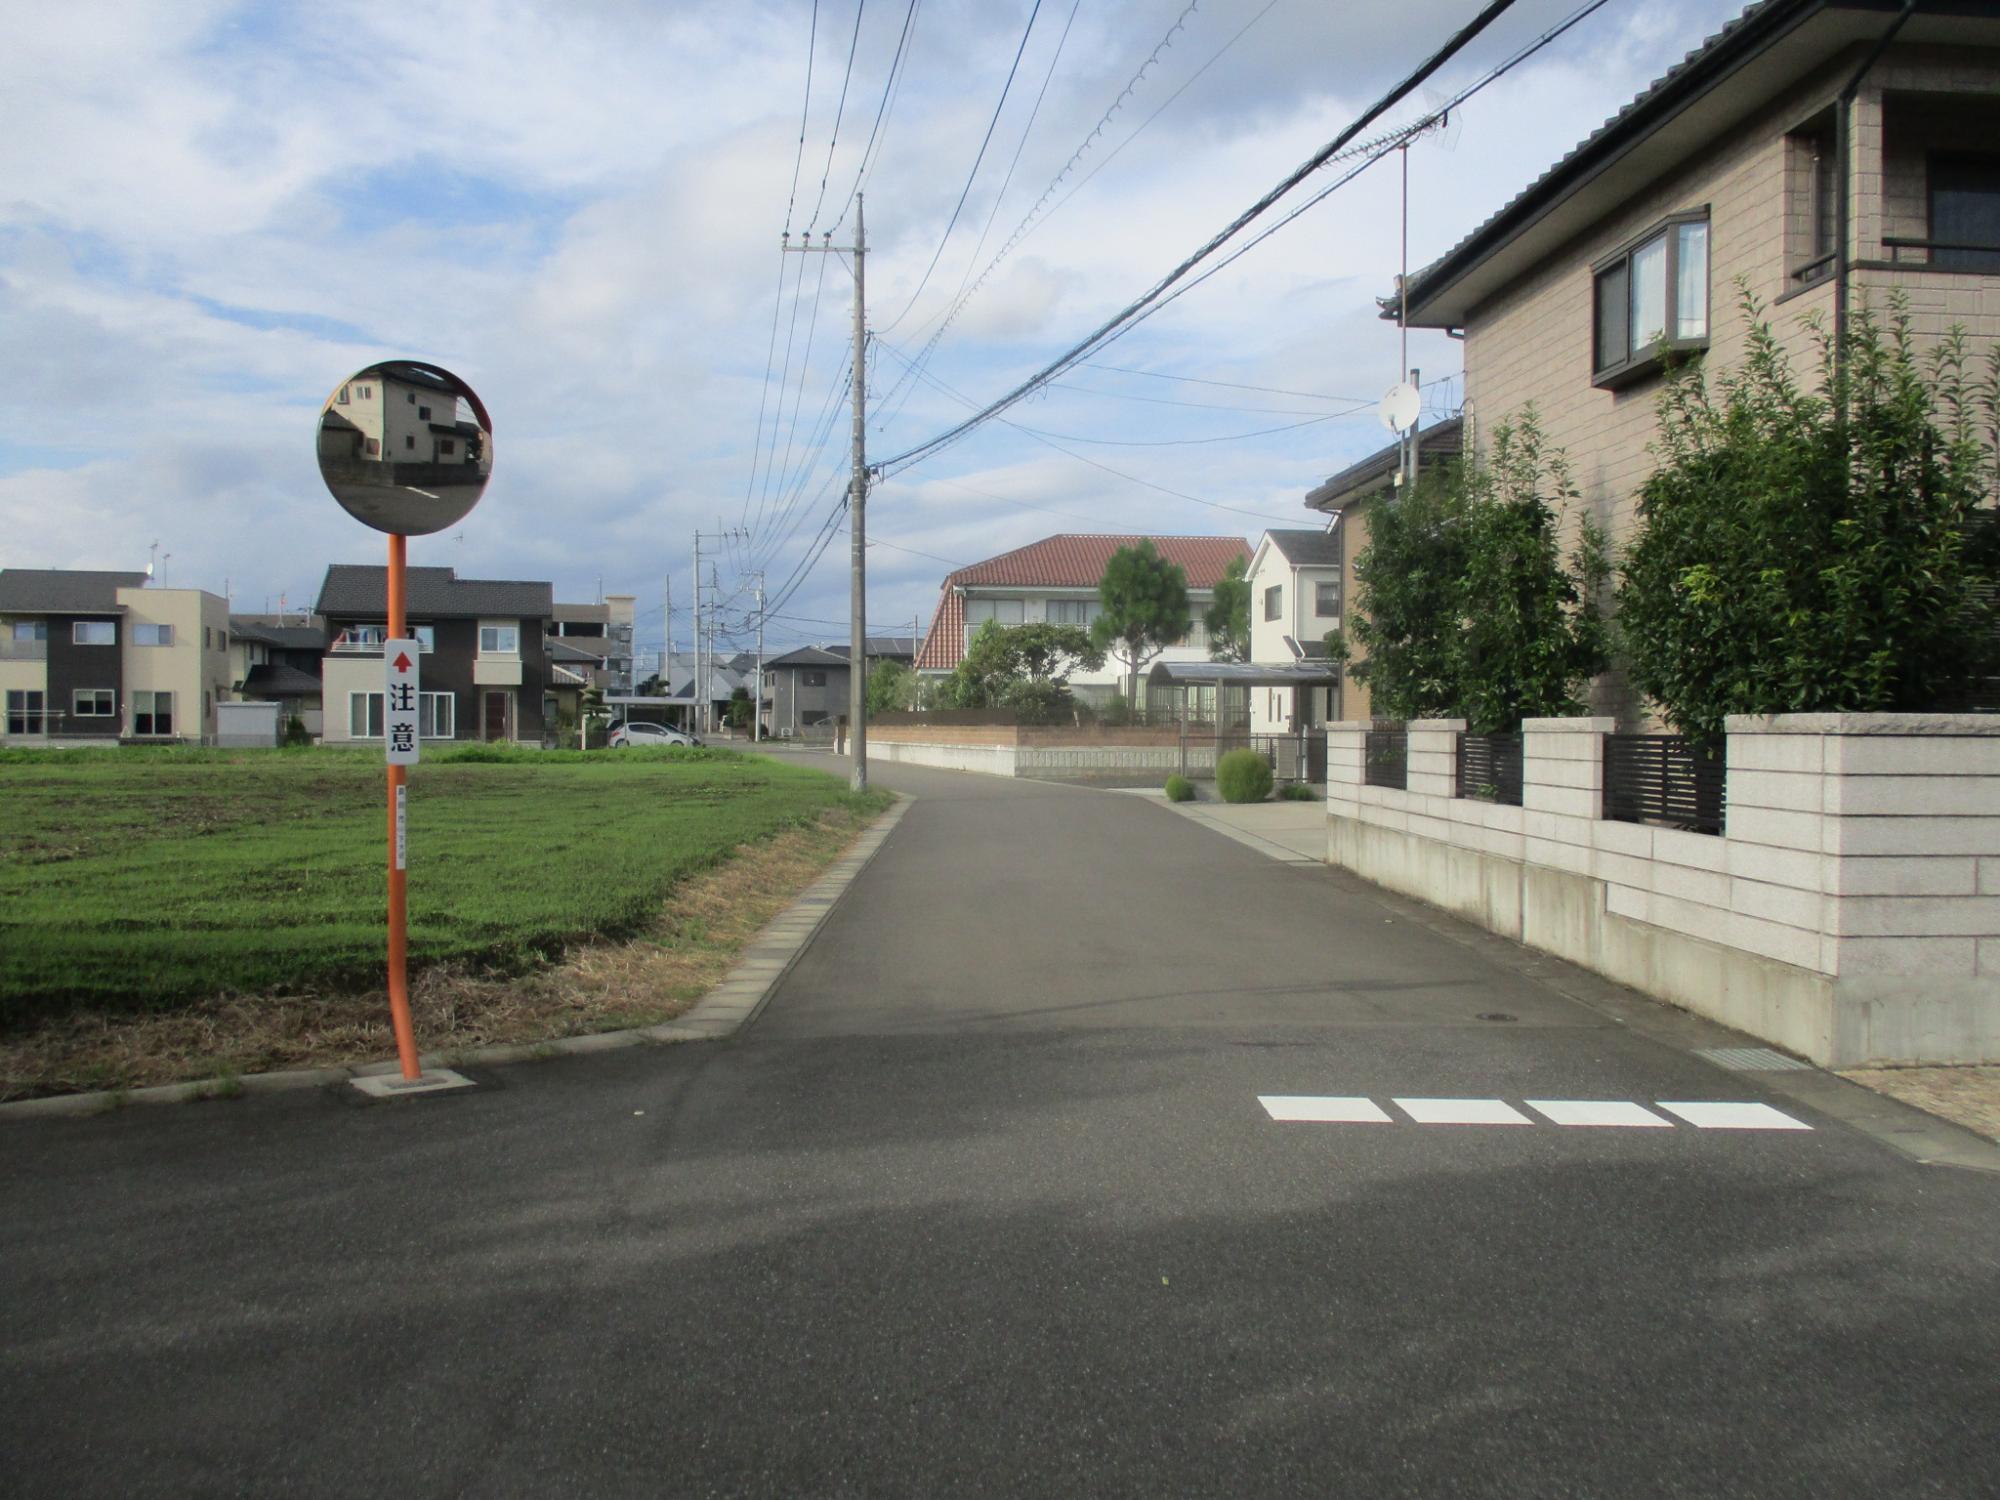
[1263,530,1343,568]
[239,663,324,697]
[765,646,850,669]
[315,565,553,620]
[1305,417,1463,514]
[230,616,327,650]
[0,569,148,612]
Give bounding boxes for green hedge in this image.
[1164,774,1195,802]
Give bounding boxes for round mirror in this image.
[316,361,493,535]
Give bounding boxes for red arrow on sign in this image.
[392,652,413,672]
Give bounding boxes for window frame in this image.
[479,623,520,656]
[1314,579,1341,617]
[73,620,116,646]
[11,620,48,642]
[73,688,116,717]
[1591,208,1711,389]
[1928,153,2000,273]
[133,623,173,646]
[1263,584,1283,622]
[5,689,46,735]
[131,690,174,736]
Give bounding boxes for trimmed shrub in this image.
[1278,782,1318,801]
[1164,773,1195,802]
[1216,749,1273,803]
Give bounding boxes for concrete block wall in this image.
[1326,714,2000,1066]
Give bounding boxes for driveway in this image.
[4,757,1997,1497]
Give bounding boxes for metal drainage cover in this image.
[1696,1046,1812,1073]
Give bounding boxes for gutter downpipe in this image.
[1834,0,1919,402]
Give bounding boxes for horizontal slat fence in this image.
[1455,734,1523,806]
[1603,734,1725,835]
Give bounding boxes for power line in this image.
[875,0,1523,477]
[878,0,1045,335]
[1044,378,1358,417]
[805,0,868,232]
[827,0,921,236]
[1078,363,1370,403]
[1005,409,1361,448]
[783,0,820,235]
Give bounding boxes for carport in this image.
[1146,660,1341,785]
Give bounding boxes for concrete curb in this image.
[1,796,912,1122]
[1149,797,1326,865]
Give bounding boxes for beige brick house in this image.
[1321,0,2000,723]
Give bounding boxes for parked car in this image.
[608,721,700,749]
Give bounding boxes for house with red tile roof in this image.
[914,534,1251,707]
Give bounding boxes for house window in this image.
[358,385,372,398]
[439,438,455,456]
[418,405,431,420]
[220,632,228,651]
[420,692,454,738]
[405,435,416,450]
[365,438,380,456]
[5,689,45,735]
[133,624,173,646]
[337,385,350,404]
[1263,585,1282,622]
[349,692,385,739]
[1593,212,1709,387]
[1047,599,1097,627]
[1314,580,1341,616]
[1930,156,2000,271]
[801,710,829,726]
[964,597,1025,648]
[1788,120,1836,283]
[479,624,519,655]
[802,670,827,688]
[132,691,173,735]
[204,627,213,650]
[1182,619,1209,650]
[12,621,47,641]
[407,392,417,404]
[73,621,116,646]
[203,690,212,720]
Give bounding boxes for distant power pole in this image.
[691,532,703,734]
[785,193,869,792]
[663,572,674,708]
[753,574,765,744]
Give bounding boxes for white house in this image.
[1245,528,1344,733]
[914,533,1251,707]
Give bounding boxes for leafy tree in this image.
[725,685,751,729]
[1455,413,1609,734]
[866,660,914,716]
[1618,295,1999,743]
[1344,464,1473,720]
[580,683,608,748]
[1092,540,1190,705]
[1204,555,1251,662]
[939,620,1101,720]
[1344,411,1606,732]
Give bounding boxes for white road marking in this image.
[1259,1095,1393,1123]
[1393,1097,1534,1126]
[1655,1101,1812,1131]
[1526,1100,1674,1129]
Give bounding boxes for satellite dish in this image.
[1380,381,1421,434]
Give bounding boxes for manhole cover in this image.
[1476,1012,1517,1023]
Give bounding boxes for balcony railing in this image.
[1883,236,2000,271]
[0,637,49,661]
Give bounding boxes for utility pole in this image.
[784,192,869,792]
[691,532,703,734]
[753,574,765,744]
[663,572,674,716]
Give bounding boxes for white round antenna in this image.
[1380,381,1421,434]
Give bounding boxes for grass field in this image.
[0,744,885,1023]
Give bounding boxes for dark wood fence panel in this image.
[1455,734,1523,806]
[1603,734,1725,835]
[1364,731,1407,790]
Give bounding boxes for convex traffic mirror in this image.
[316,361,493,535]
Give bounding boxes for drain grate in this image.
[1696,1046,1812,1073]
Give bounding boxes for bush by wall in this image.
[1164,773,1195,802]
[1216,748,1273,803]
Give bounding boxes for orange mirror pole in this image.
[385,532,420,1080]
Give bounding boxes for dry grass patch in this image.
[0,805,879,1101]
[1840,1066,2000,1144]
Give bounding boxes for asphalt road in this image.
[5,759,1998,1498]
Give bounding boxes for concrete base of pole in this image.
[348,1068,476,1099]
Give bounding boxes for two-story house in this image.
[1243,529,1352,734]
[315,565,554,745]
[1384,0,2000,721]
[765,637,916,735]
[0,569,232,745]
[913,534,1251,708]
[549,595,637,694]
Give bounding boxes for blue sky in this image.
[0,0,1745,659]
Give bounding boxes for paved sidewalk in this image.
[1142,790,1327,865]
